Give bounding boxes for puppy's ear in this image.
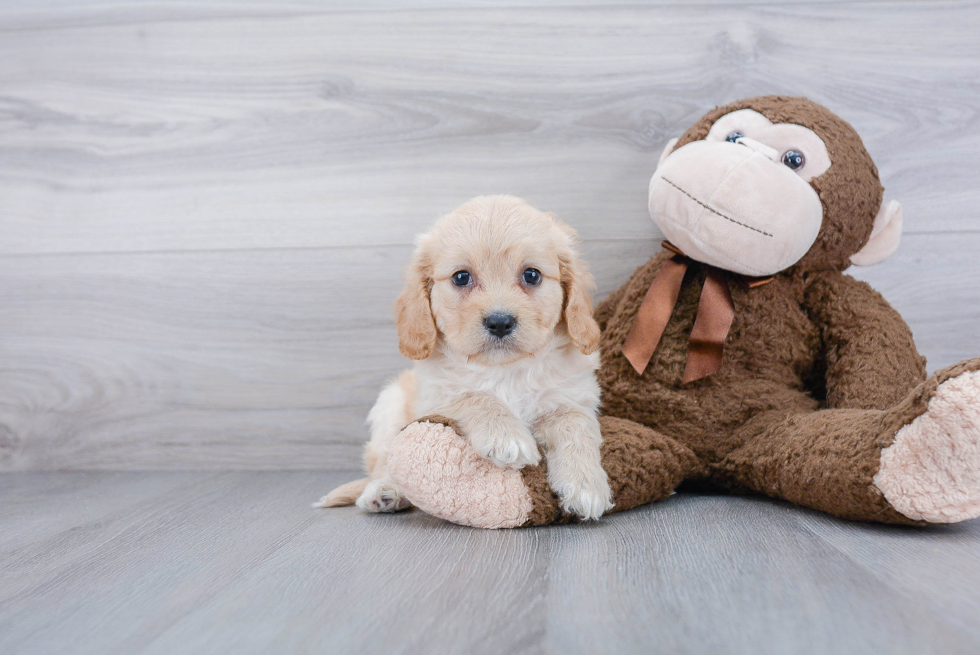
[394,245,437,360]
[554,221,601,355]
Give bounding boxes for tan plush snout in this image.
[648,139,824,277]
[732,136,779,162]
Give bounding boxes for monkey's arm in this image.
[804,272,927,410]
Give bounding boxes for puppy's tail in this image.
[312,477,369,508]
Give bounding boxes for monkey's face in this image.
[648,108,833,277]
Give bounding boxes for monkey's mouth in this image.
[659,176,773,238]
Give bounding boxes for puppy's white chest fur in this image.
[413,337,601,427]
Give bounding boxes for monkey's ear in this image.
[850,200,903,266]
[394,248,437,359]
[657,137,679,167]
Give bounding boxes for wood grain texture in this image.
[0,1,978,470]
[0,0,906,14]
[0,239,658,470]
[1,234,977,471]
[1,472,979,655]
[1,1,979,255]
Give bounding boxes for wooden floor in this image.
[0,471,978,655]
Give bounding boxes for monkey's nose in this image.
[484,313,517,338]
[733,136,779,162]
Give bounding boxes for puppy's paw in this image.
[470,425,541,470]
[552,465,614,521]
[355,479,413,513]
[560,485,614,521]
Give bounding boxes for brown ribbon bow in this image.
[622,242,773,383]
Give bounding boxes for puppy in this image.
[313,195,613,520]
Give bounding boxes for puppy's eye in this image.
[522,268,542,286]
[451,270,471,287]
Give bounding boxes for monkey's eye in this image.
[725,131,744,143]
[451,270,471,287]
[782,150,806,171]
[522,268,542,286]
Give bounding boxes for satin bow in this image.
[622,242,773,383]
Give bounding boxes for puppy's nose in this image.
[484,312,517,338]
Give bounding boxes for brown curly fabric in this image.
[517,97,966,526]
[521,416,703,526]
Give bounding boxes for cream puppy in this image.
[314,195,613,520]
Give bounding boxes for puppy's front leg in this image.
[535,409,613,520]
[449,393,540,469]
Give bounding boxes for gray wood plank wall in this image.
[1,1,978,471]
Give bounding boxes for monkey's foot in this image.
[875,369,980,523]
[387,419,534,529]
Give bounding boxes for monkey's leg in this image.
[715,359,980,524]
[387,415,700,528]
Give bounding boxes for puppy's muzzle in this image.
[484,312,517,339]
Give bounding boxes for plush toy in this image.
[384,96,980,529]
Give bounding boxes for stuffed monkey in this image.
[384,96,980,528]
